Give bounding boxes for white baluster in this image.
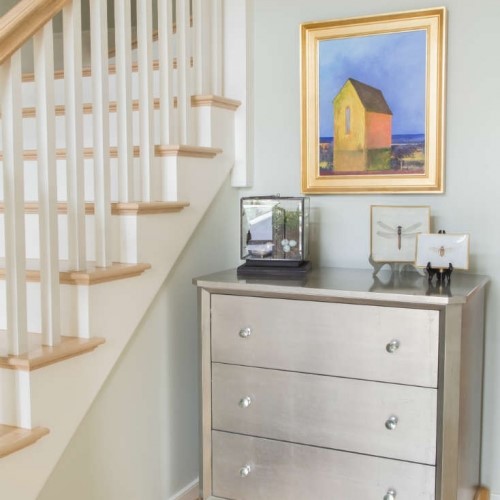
[34,22,61,346]
[1,52,28,355]
[90,0,111,267]
[192,0,206,96]
[137,0,156,200]
[63,0,87,271]
[115,0,134,202]
[158,0,175,145]
[176,0,192,144]
[211,0,223,95]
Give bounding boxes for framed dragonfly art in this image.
[415,233,470,270]
[370,205,430,263]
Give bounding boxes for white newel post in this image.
[211,0,223,96]
[63,0,87,271]
[34,21,61,346]
[192,0,205,96]
[115,0,134,202]
[224,0,253,187]
[1,51,28,355]
[90,0,112,267]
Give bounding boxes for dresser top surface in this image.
[194,267,488,306]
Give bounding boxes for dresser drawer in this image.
[211,294,439,387]
[212,430,436,500]
[212,363,437,465]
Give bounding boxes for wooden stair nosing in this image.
[12,95,240,118]
[16,98,161,118]
[191,95,242,111]
[0,201,190,216]
[0,145,222,161]
[156,145,223,158]
[0,261,151,285]
[0,425,50,458]
[0,335,105,371]
[21,60,161,82]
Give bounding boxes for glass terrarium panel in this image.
[241,196,309,262]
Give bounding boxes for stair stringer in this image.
[0,149,234,499]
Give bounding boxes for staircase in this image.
[0,0,246,497]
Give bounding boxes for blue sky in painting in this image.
[319,30,426,137]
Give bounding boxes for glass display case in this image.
[240,196,310,272]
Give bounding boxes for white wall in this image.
[39,0,500,497]
[38,179,241,500]
[241,0,500,493]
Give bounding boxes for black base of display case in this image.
[237,260,312,277]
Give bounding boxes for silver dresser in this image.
[195,268,488,500]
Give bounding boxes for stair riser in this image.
[0,157,144,202]
[0,108,163,150]
[0,282,79,336]
[20,69,162,108]
[0,370,32,428]
[0,214,104,262]
[19,29,159,76]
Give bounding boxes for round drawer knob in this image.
[386,339,400,353]
[239,465,251,478]
[385,415,399,430]
[239,327,252,339]
[239,396,252,409]
[384,488,397,500]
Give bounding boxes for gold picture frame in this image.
[300,8,447,194]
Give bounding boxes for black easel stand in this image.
[426,262,453,284]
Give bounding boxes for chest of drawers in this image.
[195,268,488,500]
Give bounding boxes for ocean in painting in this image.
[319,134,425,175]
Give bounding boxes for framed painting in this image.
[300,8,446,194]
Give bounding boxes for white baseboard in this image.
[169,478,199,500]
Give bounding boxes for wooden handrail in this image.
[0,0,71,66]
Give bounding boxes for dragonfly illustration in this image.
[376,221,422,250]
[431,245,455,258]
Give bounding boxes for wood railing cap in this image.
[0,0,71,66]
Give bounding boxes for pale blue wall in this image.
[243,0,500,492]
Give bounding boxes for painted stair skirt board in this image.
[0,155,235,498]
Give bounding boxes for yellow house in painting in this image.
[333,78,393,172]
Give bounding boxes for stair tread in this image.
[0,144,221,160]
[13,95,240,117]
[0,425,49,458]
[18,98,160,118]
[0,201,190,215]
[0,260,151,285]
[21,60,161,82]
[0,333,105,371]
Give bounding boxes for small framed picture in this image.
[415,233,470,270]
[371,205,430,263]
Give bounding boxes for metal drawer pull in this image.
[385,416,399,430]
[384,489,397,500]
[386,339,400,353]
[239,465,252,478]
[239,396,252,409]
[239,327,252,338]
